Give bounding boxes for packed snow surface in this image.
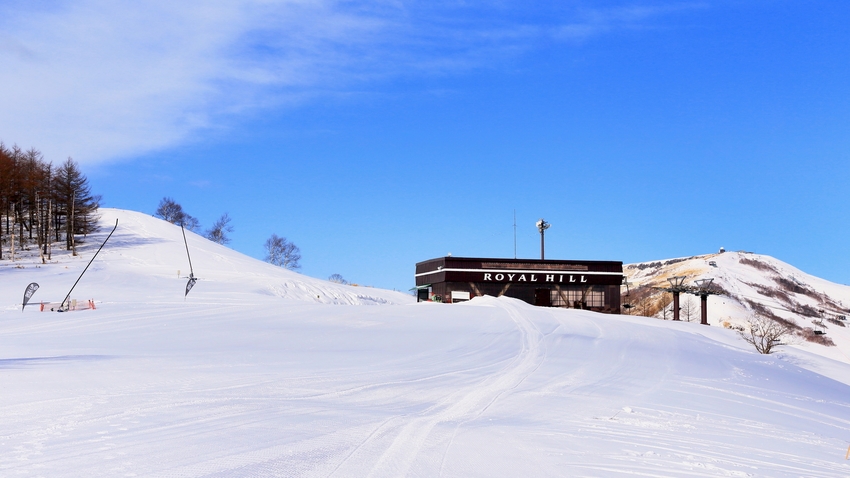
[2,209,850,476]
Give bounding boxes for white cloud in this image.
[0,1,700,165]
[552,3,707,41]
[0,0,403,164]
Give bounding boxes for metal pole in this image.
[181,224,194,279]
[672,291,680,321]
[700,293,709,325]
[60,219,117,310]
[540,228,545,260]
[513,210,517,259]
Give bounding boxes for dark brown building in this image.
[415,256,623,313]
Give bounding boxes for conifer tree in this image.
[54,157,100,250]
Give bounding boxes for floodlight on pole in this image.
[536,219,550,260]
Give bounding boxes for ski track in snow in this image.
[3,210,850,477]
[326,298,547,477]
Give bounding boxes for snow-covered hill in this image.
[0,208,413,309]
[624,251,850,365]
[2,211,850,476]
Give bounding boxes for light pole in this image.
[536,219,550,260]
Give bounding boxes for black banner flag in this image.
[22,282,39,311]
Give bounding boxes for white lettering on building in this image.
[481,272,600,284]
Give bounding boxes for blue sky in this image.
[2,1,849,291]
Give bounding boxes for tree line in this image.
[0,143,99,261]
[155,197,302,271]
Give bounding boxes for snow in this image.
[625,250,850,367]
[2,209,850,476]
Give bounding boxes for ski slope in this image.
[2,209,850,476]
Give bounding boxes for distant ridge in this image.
[624,251,850,363]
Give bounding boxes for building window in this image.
[551,288,605,308]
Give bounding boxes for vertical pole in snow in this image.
[672,291,681,321]
[700,293,709,325]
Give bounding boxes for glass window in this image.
[551,288,604,308]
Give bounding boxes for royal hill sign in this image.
[483,272,591,283]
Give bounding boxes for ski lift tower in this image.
[622,277,634,314]
[691,278,721,326]
[536,219,551,260]
[657,276,688,321]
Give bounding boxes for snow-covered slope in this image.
[2,212,850,476]
[0,208,413,309]
[624,251,850,365]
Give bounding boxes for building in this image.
[415,256,623,313]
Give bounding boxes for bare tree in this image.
[155,197,183,223]
[682,296,697,322]
[181,214,201,232]
[659,300,672,320]
[0,146,100,258]
[328,273,348,285]
[264,234,301,270]
[205,213,233,245]
[155,197,200,231]
[737,315,793,354]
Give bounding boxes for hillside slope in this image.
[624,251,850,364]
[2,212,849,476]
[0,208,414,309]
